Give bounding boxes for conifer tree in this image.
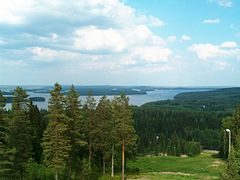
[83,91,96,166]
[42,83,71,180]
[65,85,85,178]
[9,87,32,179]
[223,147,240,180]
[0,91,15,179]
[232,106,240,145]
[93,96,113,175]
[112,94,137,180]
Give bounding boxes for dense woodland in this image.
[221,106,240,179]
[0,85,240,179]
[0,83,136,180]
[133,108,224,155]
[132,88,240,156]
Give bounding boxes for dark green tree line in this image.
[0,84,137,179]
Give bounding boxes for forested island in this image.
[0,84,240,179]
[4,97,46,103]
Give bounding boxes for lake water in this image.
[4,88,210,110]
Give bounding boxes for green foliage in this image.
[223,147,240,180]
[0,84,139,179]
[8,87,33,178]
[79,159,93,180]
[134,107,223,155]
[0,92,16,179]
[65,85,86,178]
[25,161,54,180]
[112,94,137,147]
[94,96,113,157]
[82,91,96,166]
[143,87,240,112]
[221,106,240,178]
[0,147,16,179]
[42,83,71,178]
[126,151,225,180]
[185,141,201,157]
[29,102,44,163]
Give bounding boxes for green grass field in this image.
[101,151,226,180]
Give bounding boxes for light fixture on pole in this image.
[226,129,231,155]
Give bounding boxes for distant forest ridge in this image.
[142,87,240,112]
[0,85,219,96]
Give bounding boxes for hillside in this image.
[142,87,240,112]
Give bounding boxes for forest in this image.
[1,85,240,179]
[0,83,136,180]
[133,87,240,155]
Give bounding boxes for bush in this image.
[126,167,140,175]
[78,159,100,180]
[185,141,201,157]
[25,162,54,180]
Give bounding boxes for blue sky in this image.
[0,0,239,86]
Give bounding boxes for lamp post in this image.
[226,129,231,155]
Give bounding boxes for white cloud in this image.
[0,0,35,25]
[0,0,165,28]
[220,41,238,48]
[130,46,172,62]
[74,26,128,52]
[0,0,175,75]
[209,0,232,7]
[31,47,79,61]
[217,0,232,7]
[202,19,220,24]
[167,36,177,43]
[73,25,165,53]
[51,33,59,41]
[131,64,174,74]
[147,15,165,27]
[189,44,219,60]
[189,42,240,60]
[181,35,191,41]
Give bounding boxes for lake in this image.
[2,87,212,109]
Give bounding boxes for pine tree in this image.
[29,102,43,163]
[8,87,33,179]
[65,85,85,178]
[232,106,240,145]
[42,83,71,180]
[0,91,15,179]
[0,91,5,140]
[112,94,137,180]
[83,91,96,166]
[93,96,113,175]
[223,147,240,180]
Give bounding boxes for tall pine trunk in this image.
[122,141,125,180]
[88,142,92,166]
[55,171,58,180]
[67,158,72,180]
[103,157,106,175]
[111,144,114,179]
[89,116,92,166]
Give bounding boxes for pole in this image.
[223,130,226,158]
[228,130,231,155]
[226,129,231,156]
[111,145,114,179]
[122,142,125,180]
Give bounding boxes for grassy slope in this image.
[101,151,226,180]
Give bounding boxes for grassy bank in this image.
[101,151,226,180]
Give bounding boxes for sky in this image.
[0,0,240,86]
